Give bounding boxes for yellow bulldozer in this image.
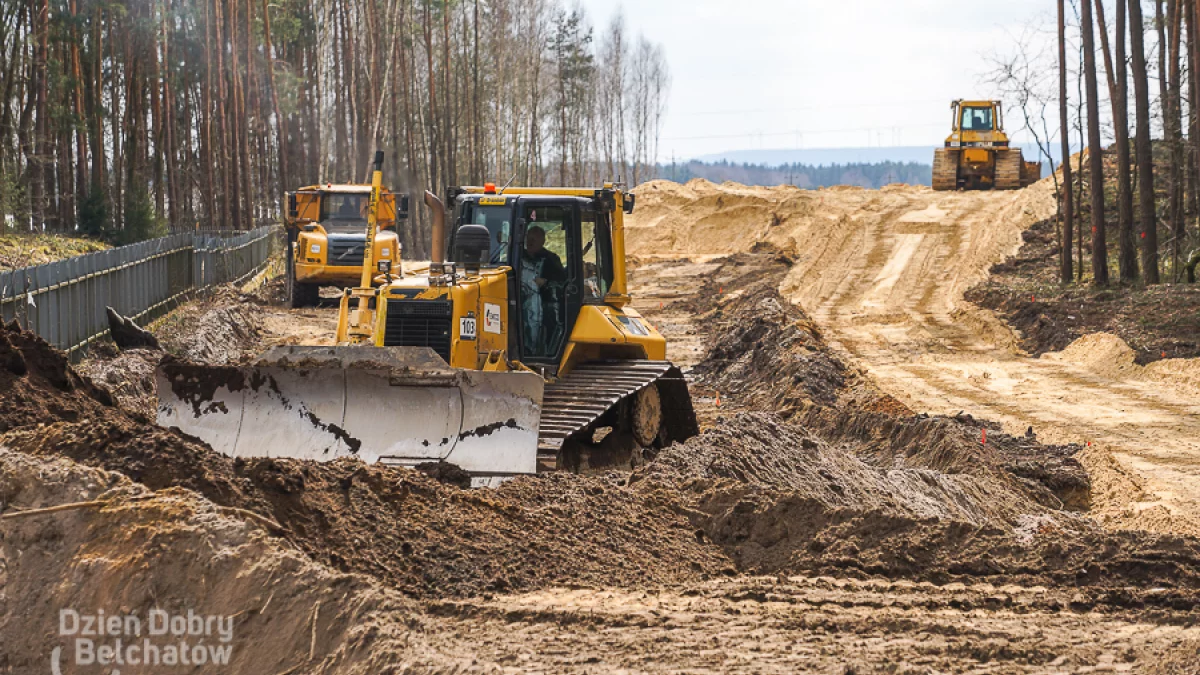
[158,153,698,485]
[932,100,1042,191]
[284,182,409,307]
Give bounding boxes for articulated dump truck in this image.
[285,181,410,307]
[158,153,698,486]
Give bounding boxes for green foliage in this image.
[78,184,110,239]
[116,184,166,245]
[0,167,27,229]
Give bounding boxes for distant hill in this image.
[653,160,932,190]
[694,145,1063,168]
[655,144,1062,189]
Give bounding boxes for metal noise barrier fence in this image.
[0,225,277,361]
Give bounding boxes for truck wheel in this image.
[287,267,319,308]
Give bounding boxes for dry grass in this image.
[0,231,108,269]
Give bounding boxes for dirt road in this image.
[629,179,1200,537]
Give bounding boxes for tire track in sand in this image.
[787,186,1200,536]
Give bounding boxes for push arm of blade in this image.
[357,151,386,312]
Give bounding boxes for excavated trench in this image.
[4,179,1200,671]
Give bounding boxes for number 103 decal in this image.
[460,315,477,340]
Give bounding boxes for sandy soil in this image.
[6,179,1200,673]
[628,179,1200,538]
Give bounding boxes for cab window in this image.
[961,107,994,131]
[580,210,612,300]
[519,204,572,359]
[468,204,513,265]
[320,194,368,226]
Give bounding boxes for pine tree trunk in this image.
[1059,0,1075,283]
[1097,0,1139,280]
[1131,0,1161,283]
[1082,0,1110,285]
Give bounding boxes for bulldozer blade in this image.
[156,346,543,481]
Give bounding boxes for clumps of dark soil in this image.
[678,253,1090,513]
[799,407,1091,512]
[414,461,472,488]
[0,322,114,433]
[1,323,731,599]
[692,285,849,410]
[643,413,1200,593]
[966,217,1200,363]
[676,251,872,413]
[154,286,266,364]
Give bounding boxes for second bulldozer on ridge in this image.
[933,100,1042,191]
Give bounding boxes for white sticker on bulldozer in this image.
[484,303,502,334]
[460,315,477,340]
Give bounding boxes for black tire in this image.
[287,259,319,308]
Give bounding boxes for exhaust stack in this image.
[425,190,446,264]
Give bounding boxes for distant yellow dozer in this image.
[933,100,1042,191]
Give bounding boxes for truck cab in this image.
[285,185,409,307]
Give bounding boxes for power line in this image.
[673,98,949,117]
[662,122,947,143]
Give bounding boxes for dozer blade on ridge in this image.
[156,345,544,483]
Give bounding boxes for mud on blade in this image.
[156,346,544,478]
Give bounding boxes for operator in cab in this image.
[521,224,567,356]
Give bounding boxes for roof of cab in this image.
[296,184,383,194]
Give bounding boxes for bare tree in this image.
[1060,0,1076,283]
[1095,0,1139,280]
[1082,0,1110,285]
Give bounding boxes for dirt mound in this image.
[2,324,731,599]
[1043,332,1200,395]
[682,254,857,412]
[0,321,115,433]
[8,419,732,597]
[799,408,1091,511]
[627,179,815,257]
[75,346,160,418]
[1044,332,1140,378]
[0,450,440,674]
[692,287,847,410]
[155,287,265,364]
[646,413,1200,591]
[967,217,1200,363]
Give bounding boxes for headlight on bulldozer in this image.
[310,244,321,254]
[380,248,390,258]
[378,260,391,273]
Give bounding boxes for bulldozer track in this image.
[1021,159,1043,187]
[995,148,1023,190]
[931,148,958,191]
[537,360,698,461]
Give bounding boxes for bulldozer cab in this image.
[949,100,1005,139]
[451,193,615,372]
[959,105,995,132]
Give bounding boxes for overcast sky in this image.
[576,0,1056,160]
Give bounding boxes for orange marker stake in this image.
[715,391,722,407]
[982,428,987,445]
